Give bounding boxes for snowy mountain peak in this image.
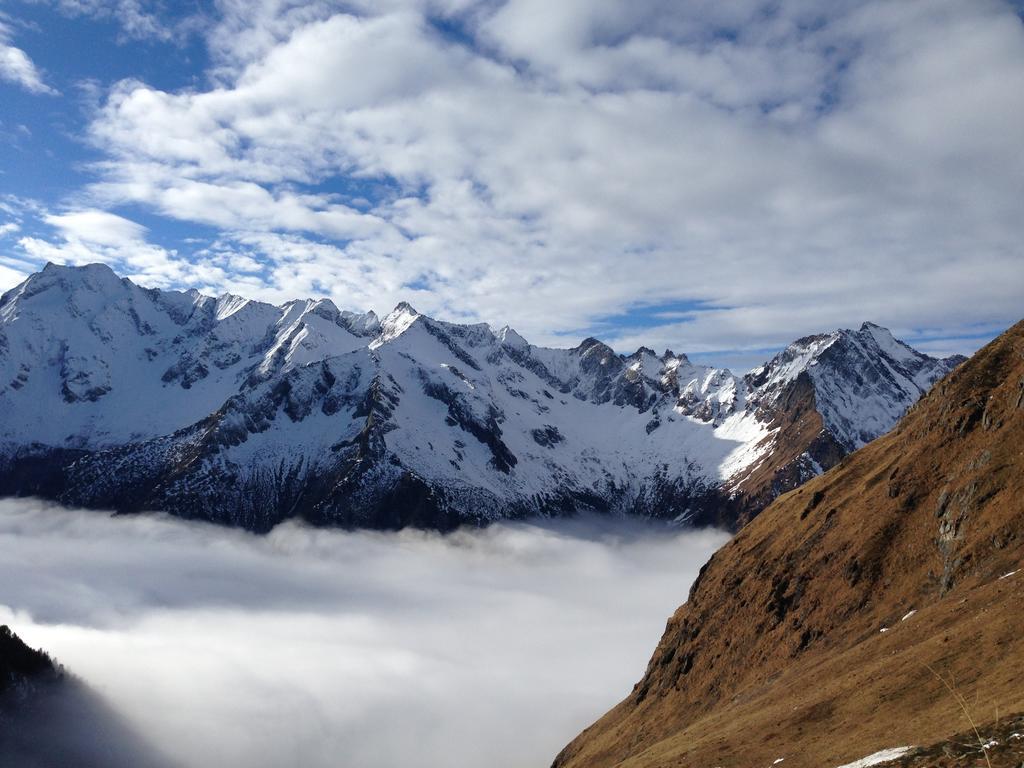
[745,321,962,452]
[306,297,340,317]
[496,325,529,352]
[575,337,618,361]
[6,261,123,304]
[213,293,254,321]
[40,260,119,280]
[853,321,928,368]
[374,302,422,346]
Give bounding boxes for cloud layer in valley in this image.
[1,1,1022,362]
[0,499,728,768]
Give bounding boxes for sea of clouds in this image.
[0,498,727,768]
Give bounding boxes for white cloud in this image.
[0,21,57,95]
[19,0,1024,355]
[0,499,728,768]
[45,209,148,247]
[18,208,232,292]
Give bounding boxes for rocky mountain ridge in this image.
[0,263,962,531]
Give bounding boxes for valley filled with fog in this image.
[0,499,727,768]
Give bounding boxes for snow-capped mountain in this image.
[723,323,967,523]
[0,263,963,531]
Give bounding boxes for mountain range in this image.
[0,263,962,532]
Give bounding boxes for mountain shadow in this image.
[0,625,178,768]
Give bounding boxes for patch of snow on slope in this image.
[713,411,774,482]
[832,746,915,768]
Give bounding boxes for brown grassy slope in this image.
[554,320,1024,768]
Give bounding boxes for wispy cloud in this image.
[18,207,228,291]
[49,0,198,43]
[0,20,57,95]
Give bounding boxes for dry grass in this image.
[925,664,993,768]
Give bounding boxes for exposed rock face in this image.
[0,263,960,532]
[553,319,1024,768]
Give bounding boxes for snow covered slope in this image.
[0,264,962,531]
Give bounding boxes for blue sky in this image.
[1,0,1023,370]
